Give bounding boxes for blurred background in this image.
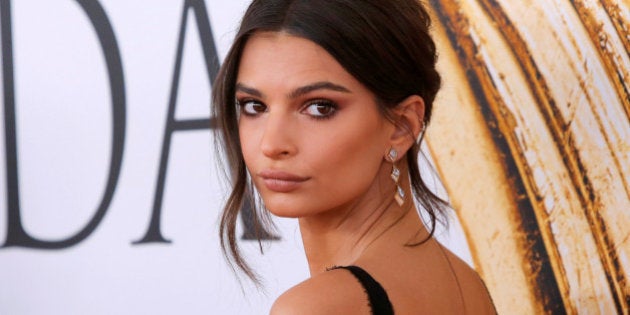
[1,0,628,314]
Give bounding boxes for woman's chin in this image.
[259,193,305,217]
[265,204,306,218]
[260,191,338,218]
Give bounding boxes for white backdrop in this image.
[0,1,472,314]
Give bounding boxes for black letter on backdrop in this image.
[133,0,219,244]
[1,0,126,249]
[135,0,277,244]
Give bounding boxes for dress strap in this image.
[331,265,394,315]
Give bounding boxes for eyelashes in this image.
[302,99,338,119]
[236,98,339,120]
[237,99,267,116]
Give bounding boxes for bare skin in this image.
[237,32,495,314]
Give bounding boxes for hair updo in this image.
[212,0,446,283]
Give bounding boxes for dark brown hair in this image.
[212,0,446,284]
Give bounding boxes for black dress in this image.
[330,265,394,315]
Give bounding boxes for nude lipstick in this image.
[258,170,309,192]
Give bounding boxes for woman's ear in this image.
[389,95,425,153]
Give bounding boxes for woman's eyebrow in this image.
[235,83,264,97]
[288,81,351,99]
[235,81,351,99]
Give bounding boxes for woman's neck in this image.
[298,171,418,275]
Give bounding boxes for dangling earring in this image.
[387,148,405,206]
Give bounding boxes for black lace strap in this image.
[331,265,394,315]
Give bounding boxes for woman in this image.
[213,0,496,314]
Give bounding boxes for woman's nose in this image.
[260,111,297,159]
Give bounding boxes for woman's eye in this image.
[239,100,267,115]
[303,101,337,118]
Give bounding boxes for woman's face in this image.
[236,32,394,218]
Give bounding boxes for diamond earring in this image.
[387,148,405,206]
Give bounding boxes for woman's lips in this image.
[258,170,310,192]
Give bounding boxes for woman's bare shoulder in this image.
[270,268,370,315]
[442,248,497,314]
